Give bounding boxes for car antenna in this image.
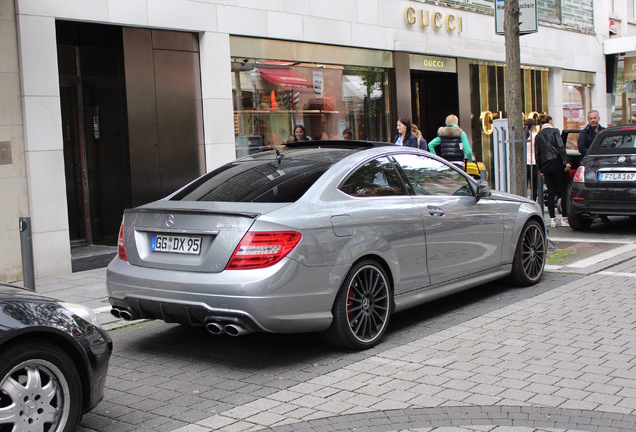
[276,149,285,165]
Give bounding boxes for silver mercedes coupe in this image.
[107,142,546,350]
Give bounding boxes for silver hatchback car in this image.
[107,142,546,349]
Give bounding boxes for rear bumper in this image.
[569,184,636,216]
[106,258,344,333]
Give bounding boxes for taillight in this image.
[226,231,302,270]
[117,224,128,261]
[572,166,585,183]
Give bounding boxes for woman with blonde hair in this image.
[427,114,473,162]
[411,123,427,150]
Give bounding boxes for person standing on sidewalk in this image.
[427,114,474,162]
[524,118,539,201]
[577,110,604,157]
[394,117,418,147]
[411,123,427,150]
[535,114,571,228]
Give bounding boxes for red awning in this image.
[256,67,312,91]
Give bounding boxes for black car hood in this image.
[0,284,96,340]
[0,283,57,303]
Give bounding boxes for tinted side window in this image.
[392,153,473,197]
[339,157,407,197]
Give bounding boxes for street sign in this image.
[495,0,538,36]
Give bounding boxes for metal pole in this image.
[19,216,36,291]
[510,126,516,195]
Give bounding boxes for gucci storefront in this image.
[3,0,607,281]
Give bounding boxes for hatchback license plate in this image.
[151,235,201,254]
[599,172,636,181]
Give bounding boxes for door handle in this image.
[427,206,444,217]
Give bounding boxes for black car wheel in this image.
[567,201,593,231]
[0,339,82,432]
[322,260,391,350]
[568,212,593,231]
[510,219,546,286]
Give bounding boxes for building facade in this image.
[1,0,610,281]
[605,0,636,125]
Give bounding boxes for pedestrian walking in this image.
[535,114,571,227]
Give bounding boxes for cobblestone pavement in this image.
[30,228,636,432]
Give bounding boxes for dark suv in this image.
[567,125,636,230]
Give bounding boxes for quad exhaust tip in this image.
[110,307,134,321]
[205,322,224,335]
[205,320,252,336]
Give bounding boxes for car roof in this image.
[283,140,392,150]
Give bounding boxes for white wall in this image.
[0,0,29,282]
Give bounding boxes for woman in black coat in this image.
[534,114,571,227]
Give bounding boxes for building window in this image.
[231,58,390,157]
[468,61,548,176]
[629,0,636,18]
[562,84,590,130]
[539,0,562,24]
[612,56,636,125]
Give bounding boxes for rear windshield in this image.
[590,133,636,155]
[171,149,355,202]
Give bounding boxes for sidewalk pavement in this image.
[20,229,636,431]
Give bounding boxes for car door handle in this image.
[427,206,444,217]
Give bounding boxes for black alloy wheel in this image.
[322,260,391,350]
[510,219,546,286]
[567,201,593,231]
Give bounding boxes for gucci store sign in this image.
[409,54,456,74]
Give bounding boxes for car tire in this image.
[567,201,593,231]
[321,260,392,350]
[568,212,593,231]
[510,219,546,286]
[0,338,82,432]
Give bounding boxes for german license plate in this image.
[151,235,201,254]
[599,172,636,181]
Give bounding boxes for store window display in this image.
[231,58,390,157]
[562,83,591,133]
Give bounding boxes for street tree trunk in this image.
[504,0,526,197]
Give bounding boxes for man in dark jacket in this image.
[577,110,604,157]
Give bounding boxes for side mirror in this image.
[477,180,490,199]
